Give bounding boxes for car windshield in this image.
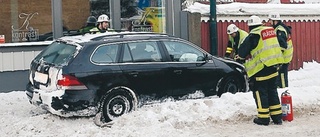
[34,41,77,65]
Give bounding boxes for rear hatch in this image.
[29,41,81,91]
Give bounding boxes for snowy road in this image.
[1,91,320,137]
[203,111,320,137]
[1,61,320,137]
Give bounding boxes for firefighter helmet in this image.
[86,16,97,24]
[97,14,110,23]
[247,15,262,26]
[227,24,239,34]
[268,12,281,20]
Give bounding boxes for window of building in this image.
[0,0,168,43]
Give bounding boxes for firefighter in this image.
[235,15,284,126]
[268,12,293,88]
[225,24,248,59]
[78,16,97,34]
[90,14,110,34]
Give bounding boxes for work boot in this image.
[272,120,282,125]
[271,115,282,125]
[253,118,269,126]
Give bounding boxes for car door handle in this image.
[128,72,139,77]
[173,70,182,74]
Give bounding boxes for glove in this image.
[234,55,239,60]
[234,55,245,64]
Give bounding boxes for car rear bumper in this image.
[26,82,98,117]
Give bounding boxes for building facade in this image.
[0,0,90,43]
[0,0,182,43]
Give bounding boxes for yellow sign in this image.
[138,7,165,33]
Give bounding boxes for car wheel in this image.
[100,88,134,123]
[217,76,240,97]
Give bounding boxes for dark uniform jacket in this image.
[274,21,292,50]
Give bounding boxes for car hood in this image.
[214,56,246,72]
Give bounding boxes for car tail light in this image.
[57,75,88,90]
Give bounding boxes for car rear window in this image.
[34,41,78,65]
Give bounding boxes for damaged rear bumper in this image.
[26,82,98,117]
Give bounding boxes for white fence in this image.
[0,41,51,72]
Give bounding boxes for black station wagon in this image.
[26,32,249,123]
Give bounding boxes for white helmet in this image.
[268,12,281,20]
[97,14,110,23]
[247,15,263,26]
[227,24,239,34]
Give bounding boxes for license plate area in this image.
[34,72,48,84]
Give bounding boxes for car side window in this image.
[127,41,162,62]
[163,41,204,62]
[123,44,133,62]
[91,44,118,64]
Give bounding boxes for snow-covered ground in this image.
[1,61,320,137]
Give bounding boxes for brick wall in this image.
[0,0,12,43]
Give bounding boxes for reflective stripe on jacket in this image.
[237,29,249,49]
[228,29,249,50]
[90,27,115,34]
[244,26,284,77]
[275,25,293,63]
[90,27,100,34]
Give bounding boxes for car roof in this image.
[57,31,173,44]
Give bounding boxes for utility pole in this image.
[110,0,121,30]
[51,0,63,39]
[210,0,217,55]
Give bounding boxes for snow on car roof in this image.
[57,31,167,44]
[58,31,123,43]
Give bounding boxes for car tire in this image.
[100,88,135,123]
[217,76,240,97]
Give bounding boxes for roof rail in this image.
[91,32,169,41]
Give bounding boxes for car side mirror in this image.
[197,56,205,61]
[203,54,212,61]
[196,54,211,66]
[193,54,211,62]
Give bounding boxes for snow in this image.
[184,2,320,16]
[184,1,320,21]
[1,1,320,136]
[187,0,320,4]
[1,61,320,136]
[0,41,52,47]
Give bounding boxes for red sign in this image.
[0,35,5,43]
[261,28,276,40]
